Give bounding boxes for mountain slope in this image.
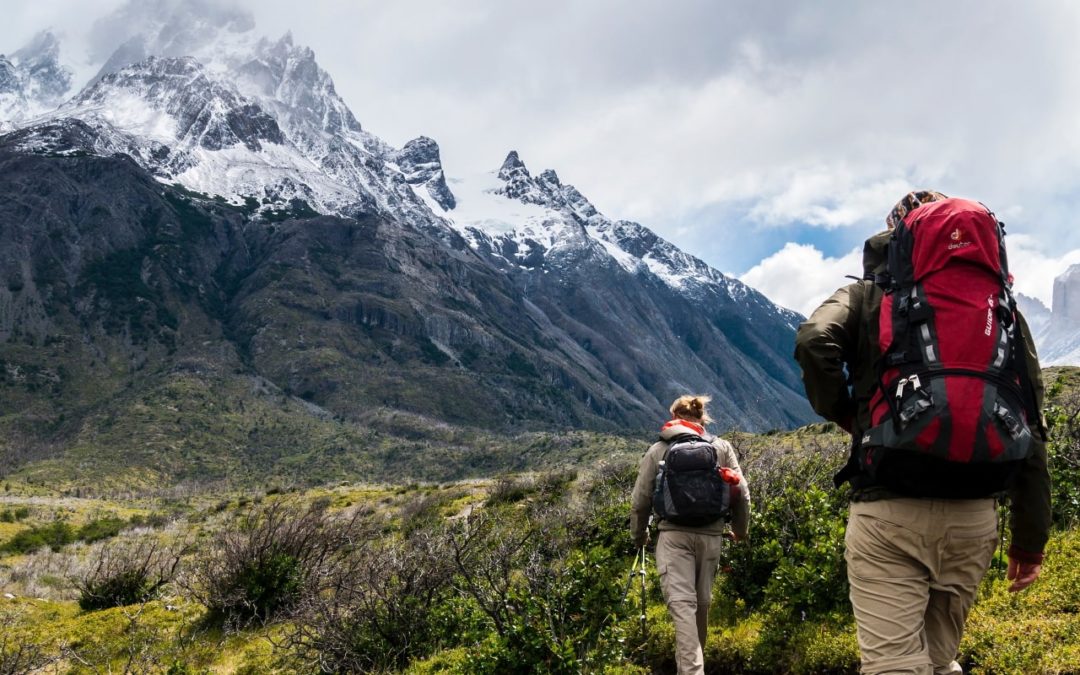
[441,151,810,430]
[0,5,814,487]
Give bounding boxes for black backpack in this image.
[652,434,733,526]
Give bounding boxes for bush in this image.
[286,527,458,673]
[485,475,536,506]
[128,512,171,529]
[0,521,75,554]
[536,468,578,501]
[76,539,183,611]
[184,499,357,625]
[77,516,127,544]
[1044,378,1080,527]
[720,483,849,617]
[450,487,633,673]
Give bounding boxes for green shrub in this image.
[485,476,535,506]
[1,521,75,554]
[1041,370,1080,527]
[127,512,170,529]
[77,516,127,544]
[450,482,634,674]
[721,484,849,617]
[79,569,158,611]
[961,528,1080,674]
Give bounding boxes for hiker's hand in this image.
[1006,557,1041,592]
[633,530,651,550]
[722,531,736,541]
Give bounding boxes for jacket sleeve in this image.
[1007,311,1052,560]
[629,444,661,546]
[715,438,751,540]
[793,283,862,431]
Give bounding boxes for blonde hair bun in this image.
[669,394,712,425]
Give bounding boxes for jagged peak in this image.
[498,150,528,179]
[538,168,561,187]
[13,31,62,64]
[397,136,455,211]
[261,31,315,63]
[400,136,442,161]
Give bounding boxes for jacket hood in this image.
[660,419,706,441]
[862,230,891,278]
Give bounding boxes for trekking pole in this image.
[638,542,648,645]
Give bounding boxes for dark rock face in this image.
[0,148,669,474]
[0,143,811,469]
[396,136,456,210]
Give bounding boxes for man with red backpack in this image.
[794,190,1051,674]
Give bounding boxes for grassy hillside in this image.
[2,365,639,495]
[0,366,1077,673]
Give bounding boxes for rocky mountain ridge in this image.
[0,3,813,487]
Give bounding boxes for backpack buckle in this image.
[895,374,922,398]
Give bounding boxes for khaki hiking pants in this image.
[846,497,998,675]
[656,529,725,675]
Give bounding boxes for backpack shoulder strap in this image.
[1012,319,1049,441]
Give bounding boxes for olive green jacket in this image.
[793,231,1052,556]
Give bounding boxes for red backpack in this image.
[859,198,1039,497]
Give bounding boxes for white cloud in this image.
[741,236,1080,319]
[7,0,1080,282]
[739,243,862,317]
[1006,235,1080,308]
[204,0,1080,256]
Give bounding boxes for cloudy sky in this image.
[6,0,1080,316]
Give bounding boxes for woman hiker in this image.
[630,395,751,675]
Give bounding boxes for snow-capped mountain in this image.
[0,0,814,467]
[0,31,73,129]
[14,30,443,229]
[1034,264,1080,366]
[445,150,798,327]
